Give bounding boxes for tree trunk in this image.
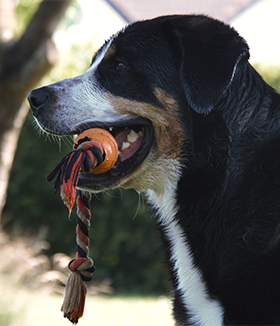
[0,0,72,218]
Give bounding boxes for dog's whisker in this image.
[131,191,142,221]
[92,192,101,201]
[61,135,74,149]
[57,137,62,152]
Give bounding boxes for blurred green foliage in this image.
[256,64,280,92]
[15,0,39,36]
[15,0,80,37]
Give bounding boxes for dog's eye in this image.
[115,62,126,71]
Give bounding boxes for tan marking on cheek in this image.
[154,88,178,108]
[107,92,186,159]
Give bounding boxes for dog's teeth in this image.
[120,129,144,152]
[121,141,130,150]
[109,127,113,131]
[127,130,139,142]
[127,130,144,142]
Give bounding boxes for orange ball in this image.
[74,128,118,174]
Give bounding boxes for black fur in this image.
[165,17,280,325]
[113,16,280,325]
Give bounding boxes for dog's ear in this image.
[174,16,249,114]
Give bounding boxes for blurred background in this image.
[0,0,279,325]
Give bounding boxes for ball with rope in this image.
[47,128,119,324]
[47,128,118,212]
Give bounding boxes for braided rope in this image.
[61,191,95,324]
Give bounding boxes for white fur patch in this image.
[145,157,181,222]
[88,28,124,72]
[88,37,113,72]
[166,222,224,326]
[147,169,224,326]
[65,31,133,127]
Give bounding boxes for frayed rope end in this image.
[61,272,87,324]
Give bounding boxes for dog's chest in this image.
[147,187,225,326]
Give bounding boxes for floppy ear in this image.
[176,16,249,114]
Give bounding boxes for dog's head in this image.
[28,15,249,193]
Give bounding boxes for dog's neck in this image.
[146,175,225,326]
[145,63,280,326]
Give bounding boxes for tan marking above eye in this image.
[104,44,117,60]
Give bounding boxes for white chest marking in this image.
[147,182,224,326]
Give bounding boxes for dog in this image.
[28,15,280,325]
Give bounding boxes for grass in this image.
[27,295,173,326]
[0,231,173,326]
[1,288,173,326]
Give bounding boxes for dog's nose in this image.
[28,87,50,116]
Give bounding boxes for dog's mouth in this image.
[71,117,154,190]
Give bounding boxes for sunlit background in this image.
[1,0,280,325]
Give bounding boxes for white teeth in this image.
[121,141,130,150]
[121,129,144,151]
[127,129,143,142]
[127,130,138,142]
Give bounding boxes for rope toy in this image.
[47,128,118,213]
[47,128,118,324]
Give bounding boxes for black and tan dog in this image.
[28,15,280,325]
